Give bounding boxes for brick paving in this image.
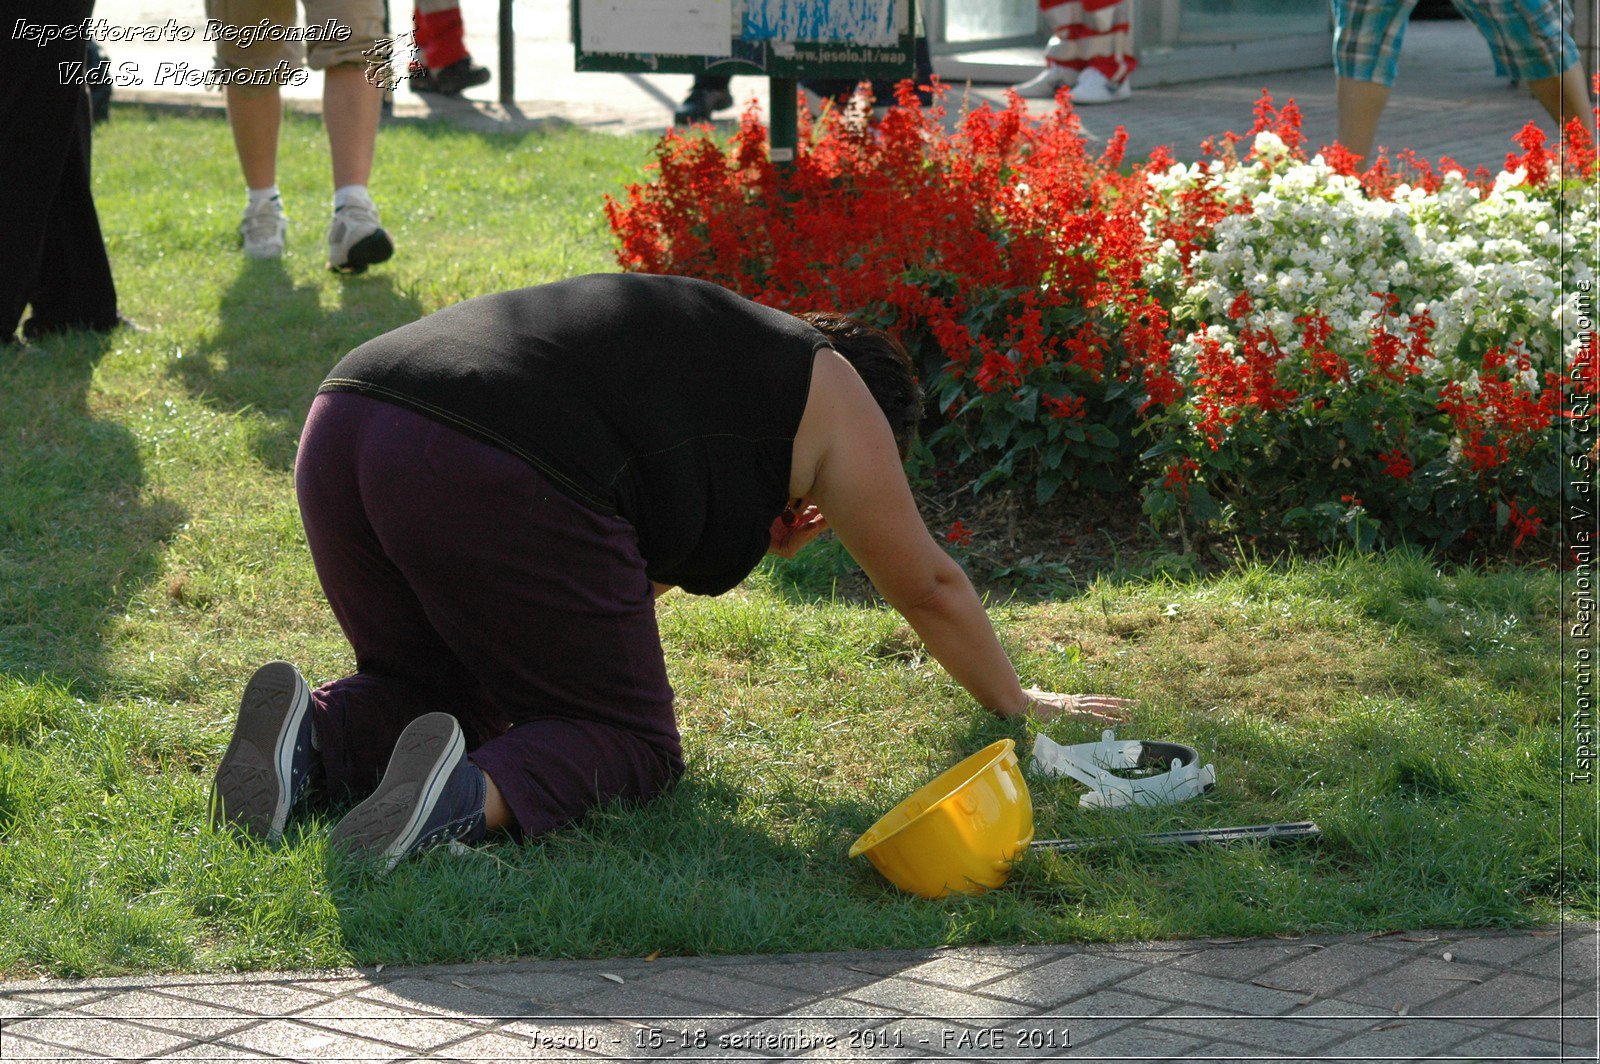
[1,924,1594,1060]
[101,1,1569,171]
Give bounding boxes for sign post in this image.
[768,76,799,165]
[574,1,915,166]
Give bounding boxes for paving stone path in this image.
[2,924,1595,1060]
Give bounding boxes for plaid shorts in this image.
[1332,0,1579,86]
[205,0,387,94]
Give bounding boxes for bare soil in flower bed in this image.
[770,482,1170,605]
[896,480,1554,605]
[921,485,1167,594]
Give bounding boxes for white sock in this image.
[246,185,281,209]
[333,184,374,211]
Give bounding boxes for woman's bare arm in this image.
[803,352,1033,716]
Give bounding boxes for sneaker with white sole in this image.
[326,200,394,274]
[210,661,317,841]
[239,197,287,259]
[1071,67,1132,105]
[1013,66,1069,100]
[329,712,486,871]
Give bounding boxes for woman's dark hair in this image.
[798,311,921,458]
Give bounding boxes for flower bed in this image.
[606,84,1598,557]
[1139,106,1595,553]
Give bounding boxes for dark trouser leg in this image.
[294,392,682,830]
[470,716,682,840]
[24,78,118,338]
[295,393,499,799]
[0,0,117,340]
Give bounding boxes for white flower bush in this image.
[1141,132,1596,386]
[1130,117,1591,554]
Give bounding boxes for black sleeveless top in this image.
[319,274,830,595]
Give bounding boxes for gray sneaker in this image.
[239,197,287,259]
[210,661,316,842]
[326,200,394,274]
[330,712,486,872]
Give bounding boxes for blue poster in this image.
[741,0,898,45]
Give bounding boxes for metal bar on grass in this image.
[1033,821,1322,852]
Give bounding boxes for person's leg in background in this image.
[1332,0,1419,165]
[23,59,120,339]
[1454,0,1596,139]
[409,0,491,96]
[306,0,394,272]
[0,0,118,341]
[1526,65,1596,135]
[208,0,296,260]
[675,74,734,124]
[1016,0,1136,102]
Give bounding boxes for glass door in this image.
[1135,0,1331,84]
[925,0,1044,53]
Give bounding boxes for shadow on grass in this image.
[315,708,1023,969]
[0,332,187,691]
[173,259,423,469]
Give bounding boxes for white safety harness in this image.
[1031,730,1217,809]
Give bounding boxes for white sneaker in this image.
[326,200,394,274]
[1013,66,1068,99]
[239,197,287,259]
[1072,67,1131,105]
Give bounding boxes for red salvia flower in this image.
[1379,448,1413,479]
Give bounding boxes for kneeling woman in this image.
[210,273,1128,867]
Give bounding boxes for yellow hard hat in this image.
[849,738,1034,899]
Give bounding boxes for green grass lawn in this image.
[0,107,1586,978]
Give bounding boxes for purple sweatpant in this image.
[294,391,684,839]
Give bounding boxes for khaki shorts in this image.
[206,0,387,94]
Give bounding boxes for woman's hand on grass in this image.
[767,500,828,559]
[1016,687,1134,724]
